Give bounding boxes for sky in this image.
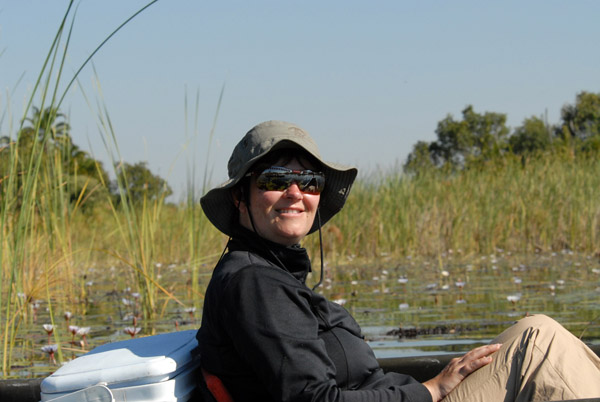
[1,1,599,201]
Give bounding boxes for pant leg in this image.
[443,314,600,402]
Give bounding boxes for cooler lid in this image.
[41,330,199,394]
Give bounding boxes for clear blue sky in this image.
[2,1,599,201]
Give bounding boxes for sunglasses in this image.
[248,166,325,194]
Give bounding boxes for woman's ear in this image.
[231,187,248,213]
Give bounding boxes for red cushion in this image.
[201,368,234,402]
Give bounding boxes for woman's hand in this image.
[422,343,502,402]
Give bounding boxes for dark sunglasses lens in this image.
[256,175,293,191]
[256,170,325,194]
[297,176,324,194]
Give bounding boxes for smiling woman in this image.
[194,120,600,402]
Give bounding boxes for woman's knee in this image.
[493,314,564,345]
[516,314,559,330]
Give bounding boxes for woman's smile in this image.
[240,159,320,246]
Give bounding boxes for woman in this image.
[196,120,600,402]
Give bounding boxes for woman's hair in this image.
[248,148,322,175]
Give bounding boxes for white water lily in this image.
[507,294,522,303]
[124,327,141,338]
[77,327,90,336]
[41,344,58,364]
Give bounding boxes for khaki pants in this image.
[444,315,600,402]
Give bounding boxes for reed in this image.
[0,0,169,376]
[311,152,600,263]
[2,0,599,379]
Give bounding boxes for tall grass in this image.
[2,0,599,379]
[312,152,600,263]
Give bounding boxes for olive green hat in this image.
[200,120,358,237]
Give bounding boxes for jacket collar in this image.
[228,225,312,283]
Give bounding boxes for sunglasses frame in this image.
[247,166,325,194]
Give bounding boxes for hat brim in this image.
[201,159,357,238]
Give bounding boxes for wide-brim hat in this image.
[201,120,358,237]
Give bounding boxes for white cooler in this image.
[40,330,200,402]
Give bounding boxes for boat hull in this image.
[3,345,600,401]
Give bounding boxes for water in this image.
[320,250,600,359]
[4,250,600,378]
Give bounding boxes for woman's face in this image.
[238,157,320,246]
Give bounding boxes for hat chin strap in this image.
[311,209,325,291]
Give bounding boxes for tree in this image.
[403,141,435,175]
[558,91,600,141]
[114,161,172,205]
[509,116,553,155]
[432,105,509,168]
[404,105,509,174]
[0,106,111,209]
[23,106,70,142]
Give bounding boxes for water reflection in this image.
[6,250,600,378]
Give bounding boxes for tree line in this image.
[404,90,600,174]
[2,90,598,210]
[0,106,172,209]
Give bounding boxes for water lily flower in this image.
[185,307,196,321]
[63,312,72,330]
[124,327,141,338]
[68,325,79,344]
[398,303,410,310]
[41,344,58,364]
[398,277,408,284]
[77,327,91,346]
[332,299,347,306]
[43,324,54,344]
[43,324,54,335]
[30,301,41,320]
[507,294,522,304]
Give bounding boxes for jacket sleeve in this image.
[219,263,432,402]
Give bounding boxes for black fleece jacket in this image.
[196,227,432,402]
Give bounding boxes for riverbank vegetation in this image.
[1,0,599,377]
[3,90,599,377]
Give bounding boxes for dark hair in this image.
[248,148,322,175]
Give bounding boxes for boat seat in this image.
[201,368,234,402]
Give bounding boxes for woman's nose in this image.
[284,183,303,199]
